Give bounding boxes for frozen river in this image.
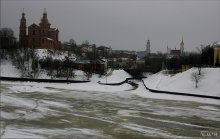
[1,82,220,139]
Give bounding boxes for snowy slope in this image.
[98,69,132,83]
[35,49,76,61]
[2,79,132,93]
[0,56,130,84]
[0,60,21,77]
[0,61,133,92]
[1,49,76,78]
[143,68,220,97]
[131,82,220,105]
[2,71,132,93]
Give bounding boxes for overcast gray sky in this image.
[1,0,220,52]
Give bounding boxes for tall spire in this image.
[19,8,27,47]
[21,8,26,21]
[39,8,51,28]
[180,36,184,54]
[20,8,26,29]
[146,39,151,55]
[181,36,184,45]
[44,8,47,14]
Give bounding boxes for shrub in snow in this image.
[84,71,92,80]
[191,70,204,88]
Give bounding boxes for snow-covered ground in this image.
[98,69,132,83]
[0,60,21,77]
[35,49,76,61]
[143,68,220,97]
[1,57,220,104]
[0,49,76,78]
[0,59,133,92]
[2,48,220,138]
[2,79,132,94]
[1,80,220,138]
[131,81,220,105]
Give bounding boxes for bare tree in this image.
[69,38,76,45]
[31,58,38,78]
[84,71,92,80]
[197,66,202,75]
[191,71,203,88]
[82,40,90,46]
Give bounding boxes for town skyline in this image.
[1,0,220,53]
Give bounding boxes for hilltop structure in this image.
[146,39,151,55]
[0,28,17,49]
[19,9,61,49]
[167,37,184,58]
[213,42,220,66]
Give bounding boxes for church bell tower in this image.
[39,8,51,28]
[180,37,184,54]
[146,39,151,55]
[19,9,27,47]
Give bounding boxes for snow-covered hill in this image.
[1,56,131,82]
[35,49,76,61]
[97,69,132,83]
[143,68,220,97]
[0,60,21,77]
[0,49,77,78]
[0,56,133,92]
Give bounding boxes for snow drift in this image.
[143,68,220,97]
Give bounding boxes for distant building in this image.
[0,28,17,49]
[19,9,61,49]
[97,46,112,56]
[167,37,184,58]
[136,51,146,60]
[73,59,105,74]
[80,45,96,53]
[213,42,220,66]
[180,37,184,54]
[112,51,136,61]
[146,39,151,55]
[109,50,137,69]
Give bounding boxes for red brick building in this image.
[19,9,61,49]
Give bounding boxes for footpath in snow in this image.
[143,68,220,98]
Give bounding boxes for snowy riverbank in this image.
[0,59,132,92]
[1,57,220,104]
[143,68,220,97]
